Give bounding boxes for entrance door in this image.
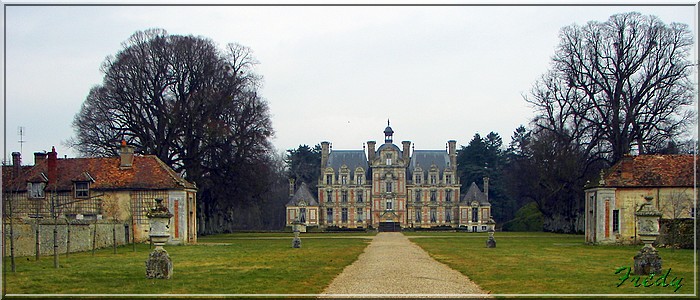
[379,222,399,232]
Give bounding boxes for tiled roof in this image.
[602,154,695,188]
[3,155,196,192]
[286,182,318,206]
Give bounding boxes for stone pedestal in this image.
[292,230,302,248]
[146,248,173,279]
[486,237,496,248]
[633,196,662,275]
[634,246,662,275]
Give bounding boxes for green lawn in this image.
[407,231,696,296]
[3,233,370,295]
[3,231,695,297]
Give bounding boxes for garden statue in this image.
[486,216,496,248]
[634,196,662,275]
[146,198,174,279]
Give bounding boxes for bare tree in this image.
[526,12,695,165]
[70,29,276,233]
[661,189,693,219]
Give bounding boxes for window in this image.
[326,191,333,203]
[341,190,348,203]
[430,174,437,185]
[326,208,333,223]
[356,174,363,185]
[29,182,45,198]
[356,192,363,203]
[692,207,696,218]
[445,190,452,202]
[415,174,422,184]
[430,190,437,202]
[445,174,452,185]
[299,208,306,223]
[341,208,348,222]
[386,182,393,193]
[481,226,487,231]
[341,175,348,185]
[472,207,478,222]
[472,226,477,232]
[612,209,619,233]
[75,182,89,198]
[415,210,422,222]
[386,154,392,165]
[357,208,363,222]
[415,190,421,203]
[430,208,437,223]
[386,199,393,210]
[445,210,451,222]
[326,174,333,185]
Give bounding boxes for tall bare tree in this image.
[70,29,276,233]
[526,12,695,165]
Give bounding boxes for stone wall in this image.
[3,219,131,257]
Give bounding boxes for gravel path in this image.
[320,232,492,297]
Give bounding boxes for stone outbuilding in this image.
[3,142,198,249]
[584,154,695,244]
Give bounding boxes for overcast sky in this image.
[3,1,698,165]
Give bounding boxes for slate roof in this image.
[286,182,318,206]
[601,154,695,188]
[3,155,196,193]
[326,150,369,176]
[409,150,450,171]
[461,182,490,205]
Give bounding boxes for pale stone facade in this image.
[285,123,492,231]
[584,154,695,244]
[3,144,198,249]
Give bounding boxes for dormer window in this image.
[445,174,452,185]
[356,173,363,185]
[341,175,348,185]
[29,182,45,199]
[326,174,333,185]
[430,174,437,185]
[75,182,90,198]
[386,153,392,166]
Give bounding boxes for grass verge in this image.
[408,231,695,295]
[3,234,370,295]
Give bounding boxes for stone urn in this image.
[634,196,662,275]
[146,198,173,279]
[486,216,496,248]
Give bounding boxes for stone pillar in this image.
[486,216,496,248]
[146,199,173,279]
[633,196,662,275]
[292,219,302,248]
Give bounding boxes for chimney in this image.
[120,140,134,169]
[48,146,58,187]
[402,141,411,161]
[483,176,489,201]
[367,141,376,162]
[289,178,296,197]
[34,151,47,165]
[321,141,330,170]
[448,140,457,169]
[11,152,21,176]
